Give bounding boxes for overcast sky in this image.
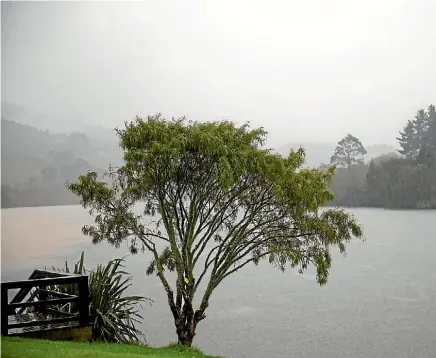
[2,0,435,146]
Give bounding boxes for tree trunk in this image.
[175,294,197,347]
[176,321,196,347]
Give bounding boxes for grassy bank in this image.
[1,337,223,358]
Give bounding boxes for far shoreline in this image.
[2,202,436,211]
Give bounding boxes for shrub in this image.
[50,252,152,343]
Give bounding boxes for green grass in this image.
[1,337,224,358]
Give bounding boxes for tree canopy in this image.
[330,134,367,168]
[68,115,363,346]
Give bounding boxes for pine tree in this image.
[397,119,417,158]
[419,105,436,166]
[397,107,434,159]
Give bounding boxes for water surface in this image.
[2,206,435,358]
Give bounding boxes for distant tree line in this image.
[327,104,436,209]
[2,104,435,210]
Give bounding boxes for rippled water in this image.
[2,206,436,357]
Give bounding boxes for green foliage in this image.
[1,337,223,358]
[330,134,367,168]
[51,252,151,343]
[327,104,436,209]
[68,115,363,346]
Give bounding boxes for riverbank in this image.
[1,201,79,210]
[4,201,436,210]
[1,337,224,358]
[324,203,436,210]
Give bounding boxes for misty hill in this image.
[1,119,101,184]
[0,117,401,209]
[277,142,398,168]
[2,102,434,210]
[1,115,123,208]
[2,114,123,166]
[2,102,116,141]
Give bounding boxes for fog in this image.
[2,3,436,357]
[2,0,435,146]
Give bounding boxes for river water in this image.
[1,206,435,358]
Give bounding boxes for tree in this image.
[420,104,436,166]
[330,134,367,169]
[397,105,436,161]
[68,115,363,346]
[397,119,417,158]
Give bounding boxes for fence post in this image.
[78,276,90,325]
[1,285,9,336]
